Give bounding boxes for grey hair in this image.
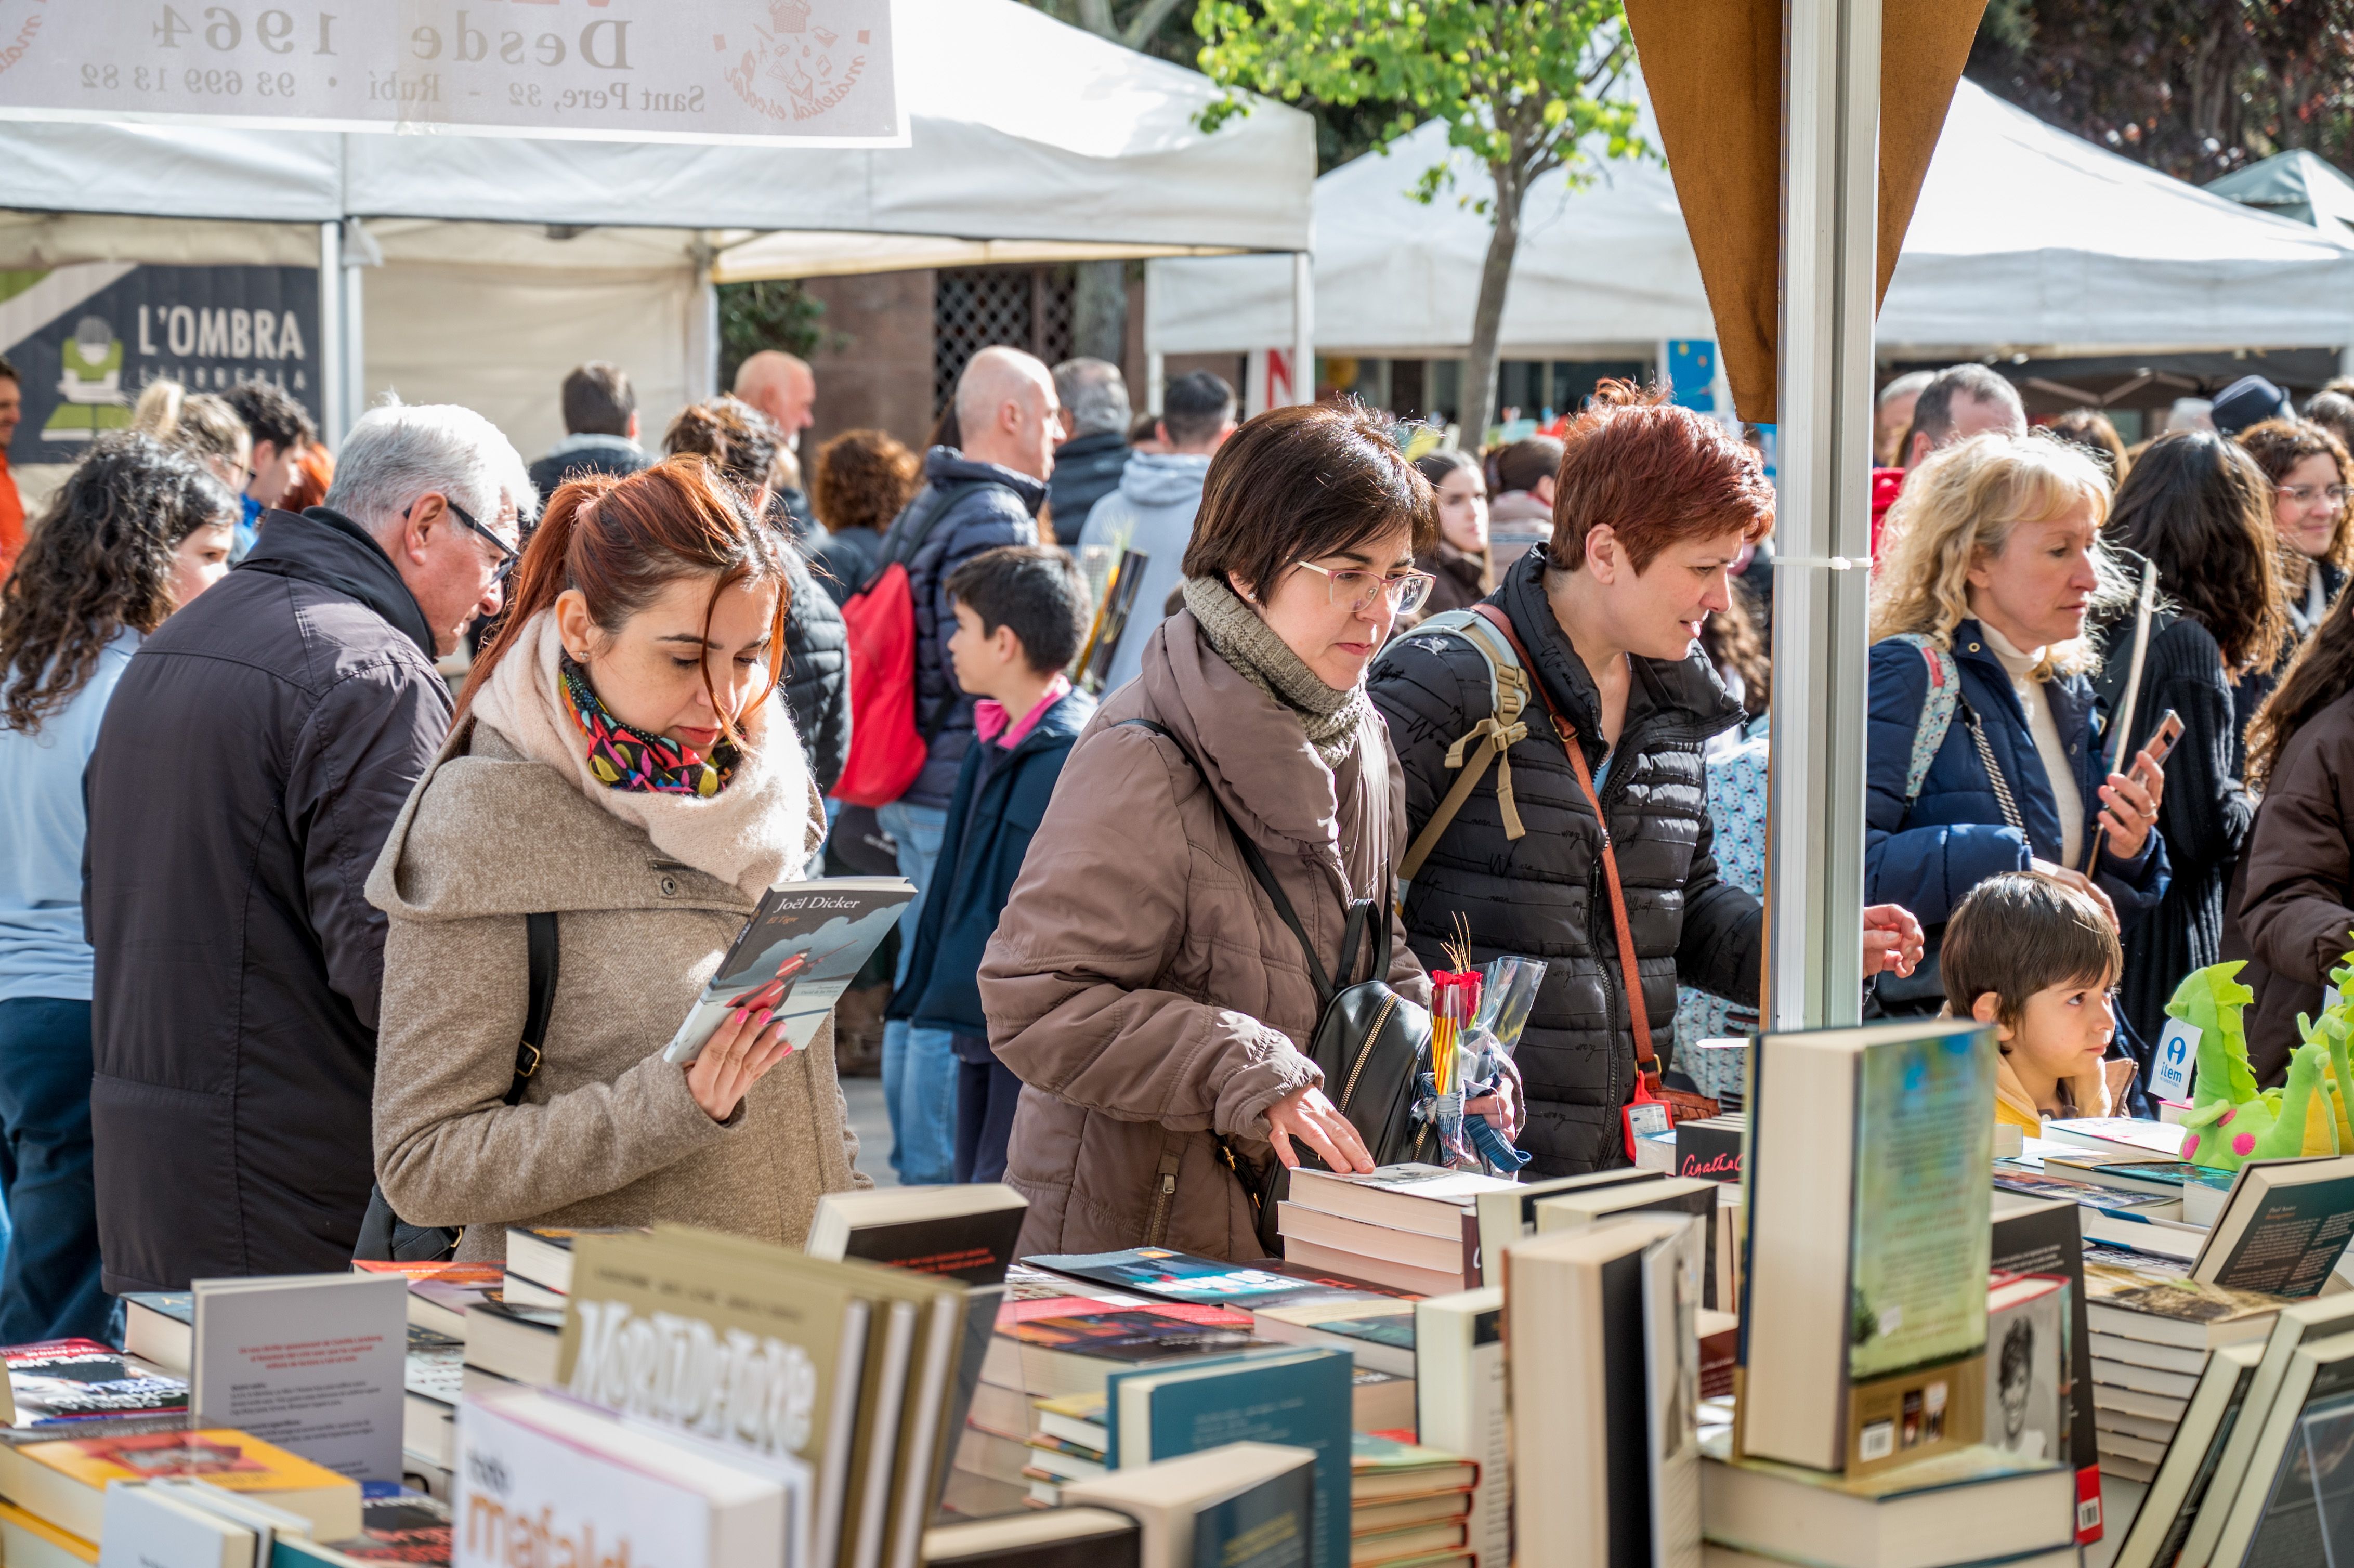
[1053,357,1130,438]
[1877,368,1935,408]
[322,398,538,538]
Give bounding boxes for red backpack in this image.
[832,482,988,807]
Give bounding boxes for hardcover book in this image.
[2170,1291,2354,1568]
[1472,1171,1664,1288]
[9,1428,361,1543]
[921,1507,1141,1568]
[2207,1327,2354,1566]
[660,878,913,1065]
[2190,1155,2354,1298]
[1990,1191,2102,1541]
[1065,1443,1318,1568]
[191,1274,407,1483]
[808,1185,1028,1286]
[1025,1249,1365,1309]
[2109,1341,2264,1568]
[1736,1018,1994,1476]
[1413,1286,1506,1568]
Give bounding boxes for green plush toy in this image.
[2175,962,2271,1170]
[2304,1007,2354,1154]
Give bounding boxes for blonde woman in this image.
[1865,433,2169,1014]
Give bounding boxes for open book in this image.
[661,877,913,1065]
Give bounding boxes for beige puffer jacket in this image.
[979,610,1429,1259]
[365,722,867,1263]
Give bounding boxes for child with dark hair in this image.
[1942,870,2135,1131]
[889,545,1094,1181]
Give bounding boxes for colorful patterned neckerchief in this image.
[557,654,740,798]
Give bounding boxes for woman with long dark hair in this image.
[2235,587,2354,1079]
[367,458,866,1260]
[1410,448,1492,619]
[2098,431,2283,1046]
[2238,417,2353,642]
[0,435,234,1339]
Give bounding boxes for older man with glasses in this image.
[83,400,535,1292]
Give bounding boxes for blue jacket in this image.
[894,447,1046,808]
[1866,620,2168,931]
[890,686,1095,1038]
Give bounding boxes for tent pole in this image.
[318,221,343,447]
[341,220,369,438]
[1289,251,1314,406]
[1764,0,1880,1031]
[1147,351,1166,416]
[689,234,721,402]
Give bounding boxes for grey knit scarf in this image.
[1183,576,1370,769]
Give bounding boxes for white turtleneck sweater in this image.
[1980,622,2085,867]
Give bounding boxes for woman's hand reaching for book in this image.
[1265,1084,1375,1173]
[686,1004,793,1122]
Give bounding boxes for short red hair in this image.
[1549,382,1775,572]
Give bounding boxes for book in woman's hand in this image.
[661,877,913,1065]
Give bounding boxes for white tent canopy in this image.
[1148,78,2354,365]
[0,0,1313,459]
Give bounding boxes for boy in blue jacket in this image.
[889,545,1094,1182]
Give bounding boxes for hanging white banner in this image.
[0,0,904,147]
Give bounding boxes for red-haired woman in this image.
[364,458,867,1262]
[1370,384,1923,1175]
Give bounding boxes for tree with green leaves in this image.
[1195,1,1643,440]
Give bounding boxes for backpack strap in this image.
[866,479,998,594]
[1886,632,1960,803]
[1386,609,1535,886]
[1464,603,1664,1097]
[505,911,560,1106]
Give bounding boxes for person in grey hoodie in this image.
[1078,371,1238,695]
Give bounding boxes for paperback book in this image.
[661,878,912,1065]
[1989,1191,2101,1542]
[1025,1249,1369,1310]
[0,1339,188,1426]
[2190,1155,2354,1298]
[1737,1018,1995,1476]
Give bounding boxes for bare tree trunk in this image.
[1458,161,1523,449]
[1072,259,1129,365]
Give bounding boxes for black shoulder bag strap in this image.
[354,911,559,1262]
[1118,720,1374,999]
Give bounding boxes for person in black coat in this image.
[2097,432,2286,1047]
[1047,358,1132,546]
[807,428,920,606]
[1369,384,1923,1175]
[663,397,852,794]
[82,403,534,1290]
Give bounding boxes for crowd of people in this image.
[5,332,2354,1337]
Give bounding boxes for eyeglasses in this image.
[1292,559,1437,616]
[408,496,521,583]
[2278,483,2354,507]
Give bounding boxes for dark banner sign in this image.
[0,262,320,466]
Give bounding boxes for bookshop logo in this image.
[568,1298,819,1455]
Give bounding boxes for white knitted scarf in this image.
[470,610,814,897]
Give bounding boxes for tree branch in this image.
[1120,0,1187,49]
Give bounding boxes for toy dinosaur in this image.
[2174,962,2273,1170]
[2303,1007,2354,1153]
[2261,1039,2338,1159]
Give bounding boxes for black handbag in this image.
[353,911,560,1264]
[1118,721,1432,1254]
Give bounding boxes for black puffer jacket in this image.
[779,542,851,795]
[893,447,1046,809]
[1368,554,1762,1174]
[1047,430,1130,546]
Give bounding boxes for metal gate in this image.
[933,266,1075,414]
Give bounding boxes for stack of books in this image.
[2080,1247,2285,1484]
[1346,1432,1476,1568]
[0,1426,364,1562]
[1271,1166,1511,1296]
[499,1224,644,1310]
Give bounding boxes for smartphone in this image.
[2141,709,2185,769]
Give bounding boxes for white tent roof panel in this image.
[1148,80,2354,360]
[0,0,1313,257]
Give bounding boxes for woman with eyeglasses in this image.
[366,457,865,1264]
[1372,383,1923,1174]
[2238,418,2354,645]
[979,403,1442,1256]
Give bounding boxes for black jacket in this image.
[809,526,882,607]
[892,448,1047,809]
[780,541,852,795]
[2095,614,2253,1048]
[1369,555,1761,1174]
[84,508,453,1291]
[526,433,646,502]
[1046,431,1129,546]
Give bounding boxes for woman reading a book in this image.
[366,458,867,1262]
[981,403,1466,1258]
